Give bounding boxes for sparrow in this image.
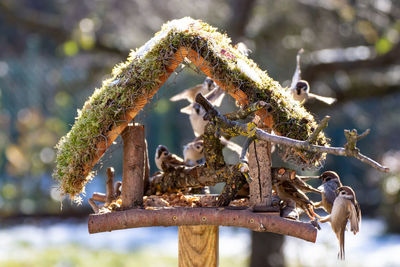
[189,102,209,137]
[320,186,361,260]
[183,137,242,164]
[314,171,343,214]
[183,140,204,165]
[188,86,225,136]
[155,145,187,171]
[170,77,218,104]
[290,49,336,105]
[273,180,320,222]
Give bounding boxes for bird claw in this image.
[311,220,321,230]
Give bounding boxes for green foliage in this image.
[54,17,328,200]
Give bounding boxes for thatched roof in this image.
[53,17,328,200]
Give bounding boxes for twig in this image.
[306,116,330,144]
[238,137,255,183]
[106,167,115,204]
[195,94,390,173]
[88,198,100,213]
[225,101,271,121]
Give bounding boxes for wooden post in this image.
[248,139,273,208]
[106,167,115,204]
[143,139,150,194]
[121,123,145,209]
[179,226,219,267]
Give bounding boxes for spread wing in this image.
[170,84,203,103]
[290,48,303,90]
[205,86,225,107]
[308,93,336,105]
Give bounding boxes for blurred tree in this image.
[0,0,400,266]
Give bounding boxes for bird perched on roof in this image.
[290,49,336,105]
[320,186,361,260]
[314,171,343,214]
[155,145,187,171]
[183,139,204,166]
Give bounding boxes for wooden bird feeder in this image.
[54,17,389,266]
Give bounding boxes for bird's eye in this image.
[341,191,345,195]
[326,178,331,181]
[163,152,168,156]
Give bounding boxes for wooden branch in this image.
[195,94,390,173]
[225,101,270,121]
[88,207,317,242]
[92,192,106,202]
[149,165,322,197]
[121,124,145,208]
[88,198,100,213]
[271,168,321,194]
[179,226,219,267]
[106,167,115,204]
[306,116,330,144]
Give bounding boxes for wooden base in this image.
[179,225,218,267]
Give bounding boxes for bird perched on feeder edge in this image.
[314,171,343,214]
[319,186,361,260]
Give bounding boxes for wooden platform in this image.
[88,207,317,243]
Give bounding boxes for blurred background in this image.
[0,0,400,266]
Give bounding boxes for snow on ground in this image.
[0,218,399,266]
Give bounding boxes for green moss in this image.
[54,17,328,200]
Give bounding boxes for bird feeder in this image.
[54,17,389,266]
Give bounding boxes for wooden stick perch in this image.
[195,94,390,173]
[88,207,317,242]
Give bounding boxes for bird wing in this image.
[348,201,361,234]
[279,181,311,206]
[308,93,337,105]
[170,84,203,102]
[290,49,303,90]
[164,154,186,168]
[180,104,193,114]
[324,182,339,207]
[293,177,321,194]
[205,86,225,107]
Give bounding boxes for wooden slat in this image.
[179,226,219,267]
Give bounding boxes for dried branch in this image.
[225,101,270,121]
[306,116,330,145]
[88,207,317,242]
[106,167,115,204]
[238,137,255,183]
[195,94,390,173]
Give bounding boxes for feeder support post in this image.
[121,123,145,209]
[248,112,273,208]
[179,225,219,267]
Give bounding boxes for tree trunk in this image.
[250,232,284,267]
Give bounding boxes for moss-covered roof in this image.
[53,17,328,200]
